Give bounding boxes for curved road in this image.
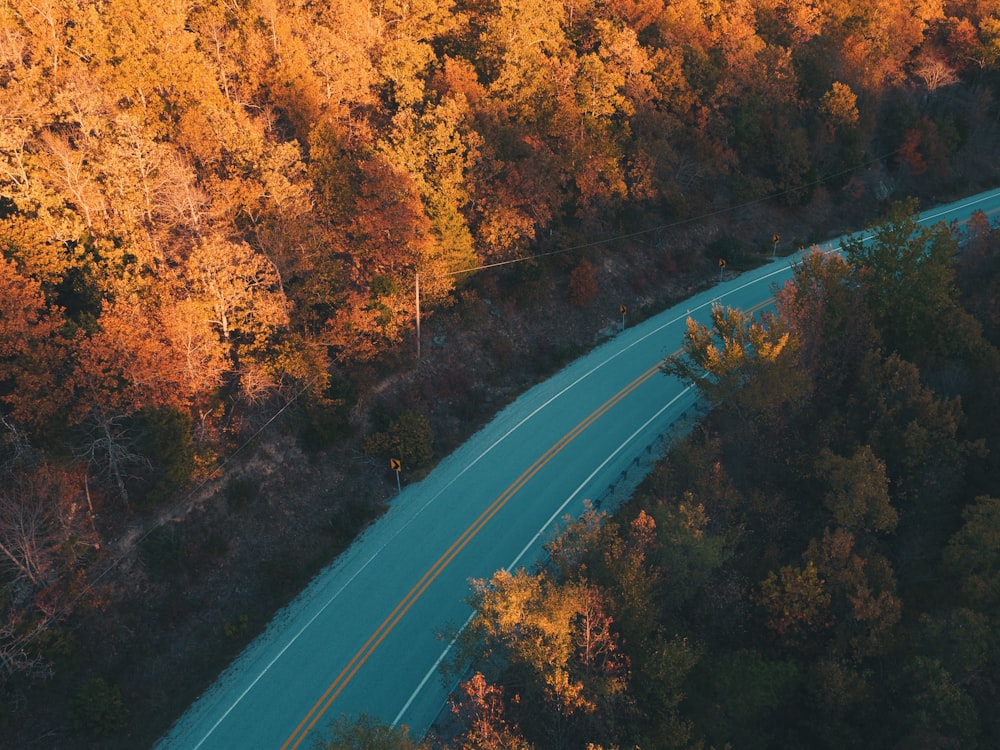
[156,188,1000,749]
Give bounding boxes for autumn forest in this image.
[1,0,1000,747]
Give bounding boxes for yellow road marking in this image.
[282,361,664,749]
[284,299,783,747]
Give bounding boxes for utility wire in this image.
[443,147,902,278]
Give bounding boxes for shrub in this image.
[140,525,184,577]
[223,614,249,640]
[362,410,434,471]
[226,476,259,512]
[30,626,79,674]
[568,258,599,306]
[70,677,128,737]
[134,406,194,507]
[300,376,356,453]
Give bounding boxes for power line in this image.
[443,148,901,278]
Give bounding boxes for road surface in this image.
[156,188,1000,749]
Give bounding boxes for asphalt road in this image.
[156,188,1000,750]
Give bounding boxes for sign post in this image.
[619,304,627,331]
[718,258,726,281]
[772,233,780,258]
[390,457,401,494]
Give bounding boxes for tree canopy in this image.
[436,205,1000,749]
[2,0,1000,746]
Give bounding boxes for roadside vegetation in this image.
[326,204,1000,749]
[1,0,999,746]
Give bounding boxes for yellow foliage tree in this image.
[469,569,629,722]
[662,305,802,417]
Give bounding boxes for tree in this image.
[816,445,898,534]
[300,3,379,127]
[572,585,631,712]
[843,199,964,366]
[568,259,599,306]
[469,569,590,717]
[957,210,1000,346]
[558,509,661,652]
[833,0,935,93]
[133,406,194,507]
[321,155,439,355]
[915,607,996,699]
[0,604,57,685]
[0,463,95,689]
[362,410,434,471]
[159,294,229,410]
[755,561,833,648]
[0,254,68,437]
[651,500,731,613]
[819,81,860,131]
[804,528,902,660]
[184,234,289,345]
[850,351,966,520]
[0,466,89,589]
[943,496,1000,609]
[563,35,632,217]
[69,296,191,419]
[773,249,876,410]
[802,658,876,748]
[467,131,562,261]
[631,634,699,749]
[381,97,482,284]
[687,648,801,750]
[888,656,980,747]
[450,672,533,750]
[371,0,458,109]
[307,121,363,227]
[70,677,129,738]
[662,305,807,426]
[912,53,959,93]
[63,0,210,138]
[316,713,429,750]
[466,569,632,746]
[478,0,569,121]
[73,410,149,505]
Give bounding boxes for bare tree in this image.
[0,488,51,587]
[75,412,150,506]
[38,130,107,230]
[0,414,31,472]
[0,465,95,587]
[0,609,56,684]
[0,465,96,686]
[912,55,958,93]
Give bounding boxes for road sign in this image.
[719,258,726,268]
[619,304,627,315]
[390,457,402,493]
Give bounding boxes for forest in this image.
[0,0,999,747]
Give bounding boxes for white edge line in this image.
[184,301,679,746]
[391,385,694,728]
[386,189,1000,730]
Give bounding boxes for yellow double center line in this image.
[282,360,664,749]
